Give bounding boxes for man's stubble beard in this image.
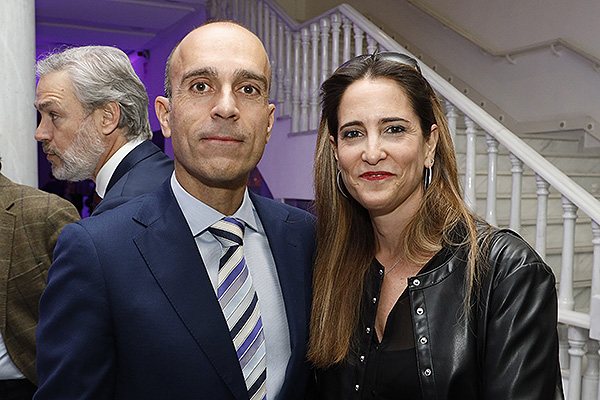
[45,117,108,182]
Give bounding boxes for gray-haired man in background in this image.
[35,46,173,215]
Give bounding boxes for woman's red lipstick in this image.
[360,171,393,181]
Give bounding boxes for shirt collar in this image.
[95,137,145,198]
[170,173,257,237]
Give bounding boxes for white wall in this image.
[258,116,316,200]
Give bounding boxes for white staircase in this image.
[453,126,600,312]
[207,1,600,398]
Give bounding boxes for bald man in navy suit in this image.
[35,21,316,400]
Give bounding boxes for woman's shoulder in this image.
[483,227,555,285]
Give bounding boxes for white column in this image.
[0,0,37,186]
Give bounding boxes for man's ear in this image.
[155,96,171,138]
[265,103,276,143]
[96,101,120,136]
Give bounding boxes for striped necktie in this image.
[209,217,267,400]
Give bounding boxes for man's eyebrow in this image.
[180,67,218,85]
[35,100,57,112]
[233,69,269,90]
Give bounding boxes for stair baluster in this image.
[509,153,523,233]
[445,100,458,145]
[319,18,331,86]
[291,30,301,133]
[276,21,285,112]
[309,22,319,131]
[568,326,587,400]
[342,16,352,63]
[463,116,477,212]
[330,13,342,71]
[299,27,310,132]
[535,174,550,260]
[485,133,499,226]
[283,25,292,116]
[560,196,578,311]
[353,24,364,56]
[583,339,600,400]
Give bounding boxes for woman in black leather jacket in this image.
[308,52,562,399]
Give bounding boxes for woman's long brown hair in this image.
[308,55,485,368]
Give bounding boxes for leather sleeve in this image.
[482,232,560,399]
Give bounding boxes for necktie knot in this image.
[209,217,245,248]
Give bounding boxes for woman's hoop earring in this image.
[424,163,433,192]
[337,171,349,199]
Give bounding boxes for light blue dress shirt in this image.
[171,173,291,398]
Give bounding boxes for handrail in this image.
[404,0,600,70]
[559,308,590,329]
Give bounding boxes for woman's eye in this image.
[341,129,362,139]
[384,125,406,134]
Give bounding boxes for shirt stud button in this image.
[372,297,377,304]
[365,327,371,334]
[416,307,424,315]
[379,269,384,276]
[420,336,428,344]
[359,355,365,363]
[423,368,432,377]
[355,384,360,391]
[413,278,421,287]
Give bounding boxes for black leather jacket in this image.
[312,228,563,399]
[407,228,562,399]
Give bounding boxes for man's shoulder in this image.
[250,193,315,223]
[0,175,77,215]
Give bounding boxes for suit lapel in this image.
[132,184,248,400]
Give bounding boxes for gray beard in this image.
[46,118,108,182]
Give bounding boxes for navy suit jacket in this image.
[35,181,316,400]
[92,140,173,215]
